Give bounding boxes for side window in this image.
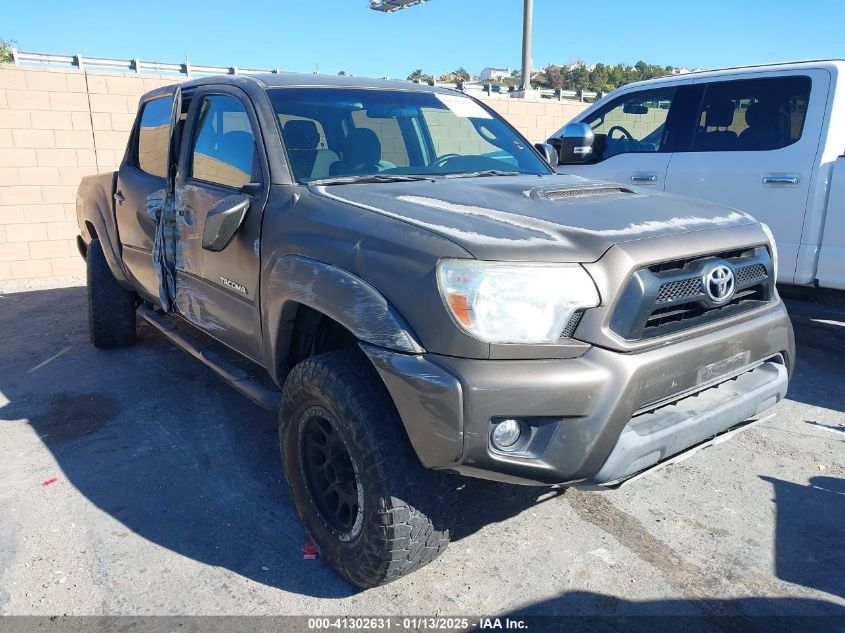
[190,95,257,189]
[351,110,410,167]
[136,97,171,178]
[691,76,811,152]
[583,87,676,159]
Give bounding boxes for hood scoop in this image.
[541,184,634,201]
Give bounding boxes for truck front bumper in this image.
[362,301,794,486]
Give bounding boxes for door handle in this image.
[114,191,125,204]
[631,174,658,184]
[763,175,799,187]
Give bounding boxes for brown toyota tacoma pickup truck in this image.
[76,73,794,588]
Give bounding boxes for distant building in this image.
[479,67,512,81]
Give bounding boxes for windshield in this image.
[268,87,551,183]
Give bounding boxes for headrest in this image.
[284,120,320,150]
[344,128,381,167]
[705,99,736,128]
[745,101,782,128]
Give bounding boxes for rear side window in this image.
[582,87,676,159]
[691,76,811,152]
[190,95,257,189]
[136,97,171,178]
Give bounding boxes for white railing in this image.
[11,50,281,77]
[8,50,603,102]
[414,79,600,102]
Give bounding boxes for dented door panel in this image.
[170,86,269,362]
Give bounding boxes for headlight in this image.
[760,222,779,280]
[436,259,600,344]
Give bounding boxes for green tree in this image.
[337,70,346,76]
[407,68,433,83]
[452,67,470,82]
[0,37,18,63]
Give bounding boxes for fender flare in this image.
[263,254,424,383]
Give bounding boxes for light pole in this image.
[370,0,535,96]
[520,0,533,92]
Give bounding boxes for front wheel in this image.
[280,347,456,588]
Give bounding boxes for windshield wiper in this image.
[444,170,520,179]
[308,174,434,186]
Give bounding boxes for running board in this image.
[138,305,281,411]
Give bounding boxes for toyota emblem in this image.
[704,265,735,304]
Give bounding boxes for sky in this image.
[5,0,844,79]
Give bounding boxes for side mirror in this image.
[202,194,251,252]
[556,122,595,164]
[534,142,559,168]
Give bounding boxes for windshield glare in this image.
[269,87,550,183]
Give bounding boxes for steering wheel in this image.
[606,125,636,142]
[433,153,461,168]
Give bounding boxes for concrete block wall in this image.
[0,65,172,287]
[0,64,588,287]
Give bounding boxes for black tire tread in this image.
[280,347,456,588]
[87,239,136,349]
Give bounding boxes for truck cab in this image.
[549,60,845,290]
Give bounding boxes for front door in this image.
[557,85,680,190]
[664,71,827,284]
[173,87,269,362]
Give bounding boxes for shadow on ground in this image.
[493,592,844,632]
[1,287,843,609]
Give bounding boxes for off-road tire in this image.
[87,239,136,348]
[280,346,457,588]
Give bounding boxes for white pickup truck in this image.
[549,60,845,290]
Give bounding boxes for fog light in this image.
[492,419,522,449]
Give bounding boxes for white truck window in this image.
[691,76,811,152]
[583,87,676,159]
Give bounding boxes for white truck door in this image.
[817,156,845,290]
[556,86,679,190]
[664,70,829,284]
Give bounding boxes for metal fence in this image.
[11,50,280,77]
[10,50,602,102]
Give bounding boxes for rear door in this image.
[664,71,828,283]
[556,84,684,190]
[173,86,269,361]
[115,92,178,302]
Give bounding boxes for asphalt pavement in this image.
[0,286,842,621]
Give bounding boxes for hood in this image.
[313,174,756,262]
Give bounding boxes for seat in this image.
[696,99,738,151]
[329,128,382,176]
[284,120,320,181]
[282,119,338,180]
[738,101,787,151]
